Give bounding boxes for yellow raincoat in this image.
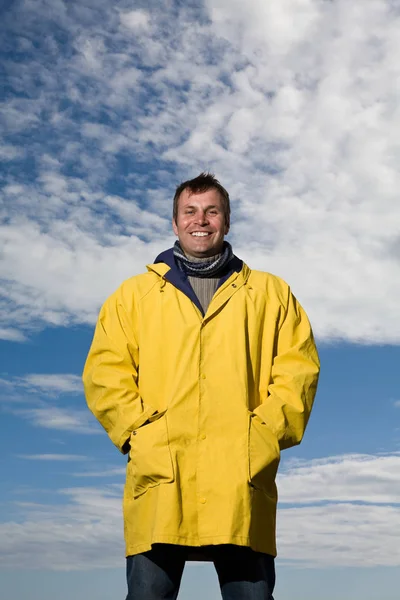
[83,254,319,558]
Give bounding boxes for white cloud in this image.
[0,487,124,570]
[0,328,27,342]
[278,503,400,568]
[1,0,400,343]
[120,10,150,32]
[276,452,400,566]
[17,453,88,461]
[15,406,100,434]
[0,373,98,434]
[0,217,172,330]
[278,453,400,505]
[20,374,83,395]
[72,467,126,477]
[0,373,83,401]
[0,145,24,161]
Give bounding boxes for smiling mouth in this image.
[191,232,212,237]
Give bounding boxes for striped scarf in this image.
[173,241,233,277]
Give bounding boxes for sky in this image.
[1,0,399,598]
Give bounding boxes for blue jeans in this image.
[126,544,275,600]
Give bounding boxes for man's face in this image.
[172,188,229,258]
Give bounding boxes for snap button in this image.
[200,433,206,440]
[201,374,206,379]
[132,431,137,436]
[232,283,237,288]
[199,497,206,504]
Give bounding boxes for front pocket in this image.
[129,411,174,498]
[248,411,280,495]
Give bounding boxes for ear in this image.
[224,222,230,235]
[172,219,179,236]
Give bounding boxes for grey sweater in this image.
[186,253,221,314]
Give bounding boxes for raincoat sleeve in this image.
[82,286,157,454]
[253,286,320,451]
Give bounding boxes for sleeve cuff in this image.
[118,405,158,453]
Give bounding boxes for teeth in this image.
[191,232,210,237]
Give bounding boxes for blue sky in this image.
[1,0,400,598]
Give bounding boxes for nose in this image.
[195,212,209,225]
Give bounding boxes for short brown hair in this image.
[173,172,230,227]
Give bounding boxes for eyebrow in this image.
[183,204,220,210]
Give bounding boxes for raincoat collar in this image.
[148,247,244,316]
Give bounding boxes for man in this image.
[83,173,320,600]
